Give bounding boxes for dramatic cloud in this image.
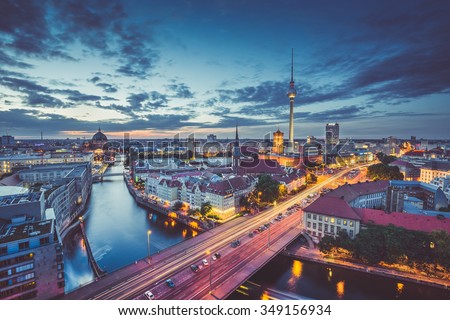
[0,0,449,138]
[166,82,194,99]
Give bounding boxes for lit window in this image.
[330,217,335,223]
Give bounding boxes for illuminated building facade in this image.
[272,129,284,154]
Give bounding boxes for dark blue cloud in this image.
[166,82,194,99]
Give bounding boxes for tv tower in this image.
[287,48,297,153]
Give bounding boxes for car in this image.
[236,239,241,246]
[166,279,175,288]
[144,290,154,300]
[202,259,209,266]
[212,255,217,261]
[249,232,254,238]
[214,252,221,259]
[190,264,199,273]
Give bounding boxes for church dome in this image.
[92,128,107,142]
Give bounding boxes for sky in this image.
[0,0,449,140]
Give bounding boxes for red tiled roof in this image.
[355,208,450,233]
[404,150,425,157]
[206,176,251,195]
[0,173,21,186]
[390,160,416,169]
[326,180,389,202]
[303,197,361,221]
[159,179,181,188]
[238,159,285,175]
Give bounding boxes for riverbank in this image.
[283,243,450,291]
[123,173,207,232]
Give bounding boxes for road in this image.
[64,163,371,300]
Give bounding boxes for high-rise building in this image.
[232,125,240,174]
[0,219,65,299]
[325,123,339,152]
[272,129,284,154]
[207,134,217,143]
[1,135,15,146]
[286,49,297,153]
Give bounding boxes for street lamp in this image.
[147,230,152,264]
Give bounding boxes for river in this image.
[228,255,450,300]
[63,164,449,298]
[63,164,196,292]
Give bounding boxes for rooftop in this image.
[0,186,28,197]
[303,196,361,221]
[389,159,416,168]
[0,174,21,187]
[326,180,389,202]
[0,191,42,206]
[422,161,450,171]
[0,219,53,244]
[355,208,450,234]
[65,165,87,179]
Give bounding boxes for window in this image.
[15,263,34,273]
[324,217,329,222]
[318,215,323,221]
[313,223,317,229]
[337,227,341,233]
[330,225,335,233]
[324,224,328,232]
[307,222,311,228]
[39,237,50,246]
[313,214,317,220]
[330,217,335,223]
[18,242,29,251]
[16,272,34,283]
[337,219,341,225]
[349,230,354,238]
[349,221,354,227]
[318,223,322,231]
[343,220,347,226]
[307,213,311,219]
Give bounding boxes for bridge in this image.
[92,172,123,182]
[63,165,369,300]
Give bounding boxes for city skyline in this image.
[1,0,450,140]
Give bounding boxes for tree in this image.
[187,208,200,217]
[255,175,284,203]
[239,195,250,210]
[318,235,336,254]
[376,152,397,165]
[353,226,386,264]
[306,173,317,184]
[367,163,404,180]
[200,202,213,219]
[430,230,450,269]
[335,230,354,252]
[172,201,183,211]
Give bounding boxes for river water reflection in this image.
[228,255,450,300]
[63,164,196,292]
